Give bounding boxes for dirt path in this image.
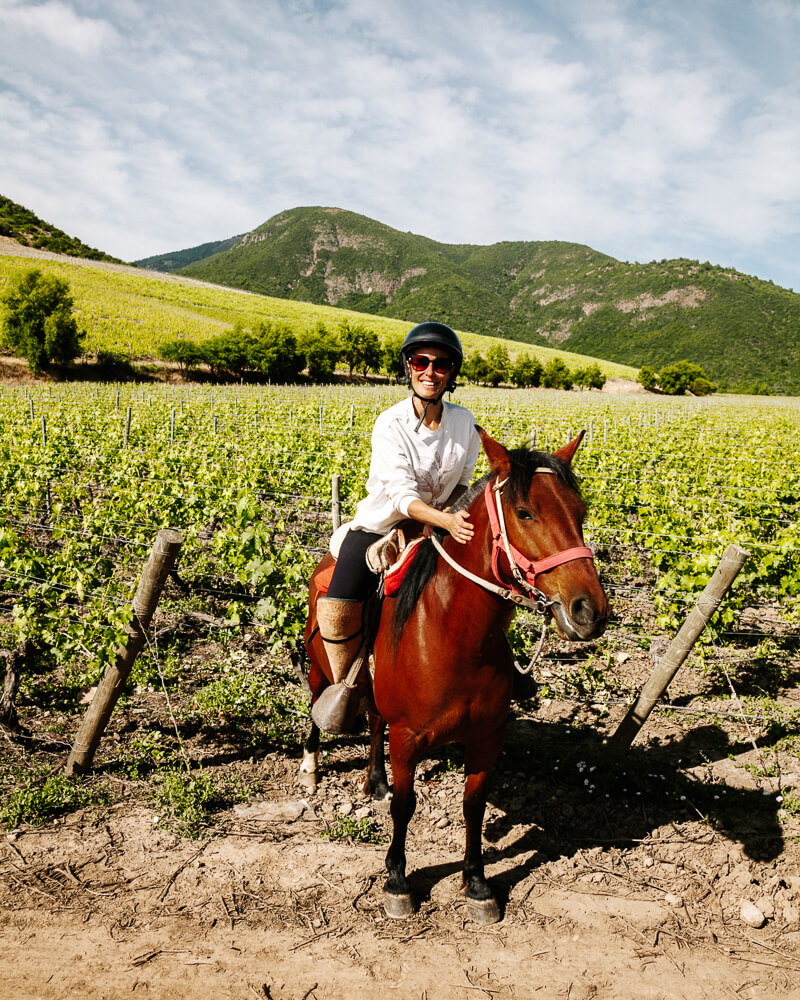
[3,712,800,1000]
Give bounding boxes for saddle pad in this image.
[383,536,426,597]
[315,562,336,595]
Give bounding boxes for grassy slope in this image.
[178,207,800,394]
[0,196,123,263]
[0,250,637,379]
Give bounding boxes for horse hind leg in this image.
[362,707,391,801]
[299,720,320,789]
[383,728,419,918]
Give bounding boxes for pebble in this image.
[754,895,775,919]
[740,900,766,928]
[783,904,800,924]
[354,806,370,820]
[436,817,450,829]
[338,802,353,816]
[664,893,683,907]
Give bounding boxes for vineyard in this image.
[2,380,800,999]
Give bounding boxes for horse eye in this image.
[515,508,534,521]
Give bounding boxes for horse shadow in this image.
[388,713,784,908]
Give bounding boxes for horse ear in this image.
[553,429,586,465]
[478,426,511,477]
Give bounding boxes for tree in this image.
[338,318,381,376]
[1,268,84,374]
[379,332,405,379]
[200,326,251,378]
[299,323,340,382]
[637,366,658,391]
[541,357,574,390]
[484,344,510,387]
[572,363,605,390]
[658,360,713,395]
[250,320,304,382]
[159,338,204,374]
[510,353,543,388]
[462,351,489,384]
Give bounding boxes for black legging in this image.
[326,528,383,601]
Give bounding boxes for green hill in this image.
[0,249,637,383]
[174,206,800,395]
[135,235,245,273]
[0,195,123,263]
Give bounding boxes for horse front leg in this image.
[362,706,391,801]
[383,726,419,918]
[462,734,504,924]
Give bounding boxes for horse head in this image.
[479,428,609,641]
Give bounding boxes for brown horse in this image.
[302,429,608,922]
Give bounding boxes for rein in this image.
[430,469,596,673]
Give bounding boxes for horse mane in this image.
[390,447,582,648]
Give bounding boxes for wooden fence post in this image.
[608,543,749,752]
[65,529,183,775]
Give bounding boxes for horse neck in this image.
[439,493,511,621]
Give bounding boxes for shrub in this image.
[541,357,574,389]
[339,318,381,376]
[96,349,135,375]
[510,353,543,388]
[573,363,605,389]
[159,338,204,374]
[1,268,84,374]
[637,366,658,390]
[658,360,714,395]
[300,324,340,382]
[689,376,716,396]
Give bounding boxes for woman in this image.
[315,321,481,724]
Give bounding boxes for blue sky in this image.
[1,0,799,291]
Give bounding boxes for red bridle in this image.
[484,475,594,600]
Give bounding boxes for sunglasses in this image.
[408,354,456,374]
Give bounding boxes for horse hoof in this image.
[298,770,318,789]
[467,896,501,924]
[383,891,415,919]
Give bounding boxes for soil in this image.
[2,668,800,1000]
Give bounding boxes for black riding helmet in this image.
[399,321,463,393]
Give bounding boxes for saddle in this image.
[316,525,426,598]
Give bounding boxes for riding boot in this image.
[312,598,363,734]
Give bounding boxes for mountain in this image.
[0,195,123,263]
[135,235,245,272]
[167,207,799,394]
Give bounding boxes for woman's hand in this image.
[442,509,474,544]
[407,499,474,543]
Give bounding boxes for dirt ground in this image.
[2,681,800,1000]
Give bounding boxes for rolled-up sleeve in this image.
[459,425,481,486]
[369,420,420,516]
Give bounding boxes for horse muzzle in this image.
[550,593,608,641]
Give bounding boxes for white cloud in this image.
[0,0,797,289]
[0,0,117,55]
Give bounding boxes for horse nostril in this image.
[570,597,597,626]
